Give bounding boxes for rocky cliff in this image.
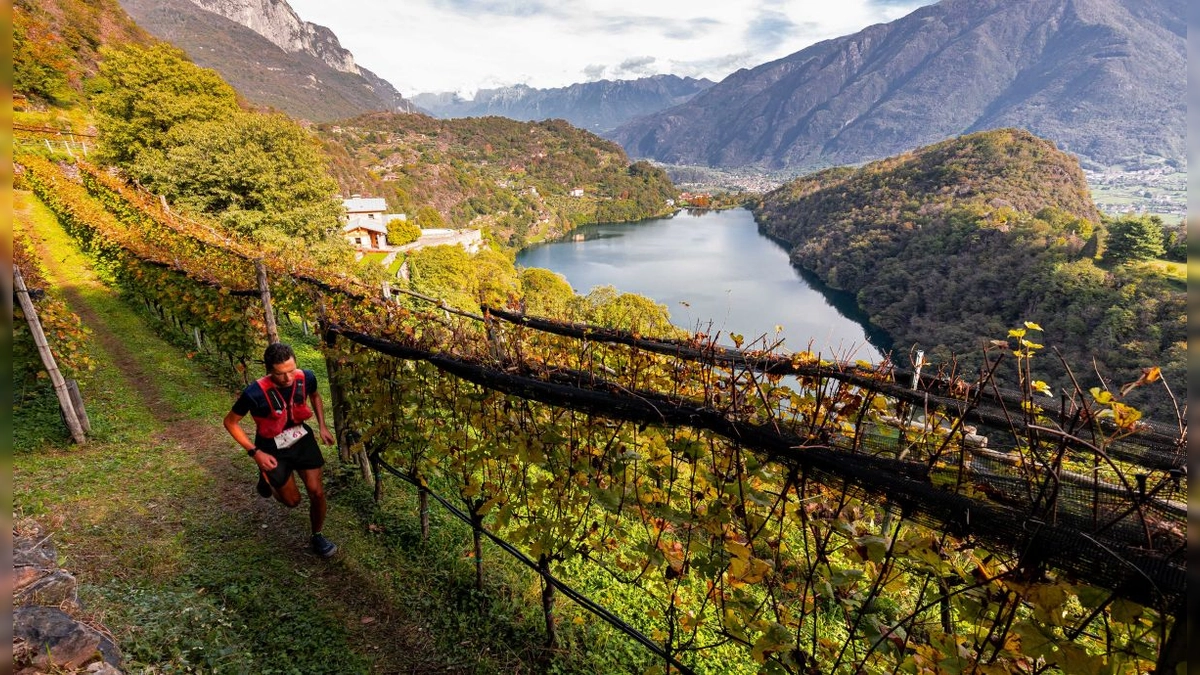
[189,0,356,72]
[413,75,714,133]
[612,0,1185,171]
[120,0,414,120]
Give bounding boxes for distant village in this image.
[1085,167,1187,222]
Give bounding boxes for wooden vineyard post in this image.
[14,267,87,445]
[66,380,91,433]
[322,330,352,463]
[317,301,371,483]
[255,260,279,344]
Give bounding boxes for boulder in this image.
[16,569,80,609]
[14,606,108,670]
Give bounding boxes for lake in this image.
[515,207,889,362]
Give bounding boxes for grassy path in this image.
[13,190,464,673]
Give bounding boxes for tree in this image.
[92,43,239,168]
[137,111,343,242]
[520,268,574,318]
[414,205,446,230]
[407,244,478,311]
[387,217,422,246]
[1104,215,1165,263]
[579,286,677,337]
[474,249,522,308]
[1161,223,1185,262]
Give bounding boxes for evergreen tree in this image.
[1105,215,1166,263]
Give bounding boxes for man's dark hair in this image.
[263,342,296,368]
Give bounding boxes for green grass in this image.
[359,251,388,265]
[1144,259,1185,282]
[387,254,407,276]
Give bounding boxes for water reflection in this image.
[517,208,889,362]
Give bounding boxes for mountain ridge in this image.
[612,0,1185,171]
[412,75,714,133]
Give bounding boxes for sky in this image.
[285,0,938,98]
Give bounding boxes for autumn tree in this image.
[520,268,575,318]
[407,244,478,311]
[474,249,522,308]
[13,6,74,103]
[387,218,422,246]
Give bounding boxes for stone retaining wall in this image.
[13,520,124,674]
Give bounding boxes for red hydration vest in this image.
[251,374,313,439]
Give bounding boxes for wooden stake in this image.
[255,260,279,344]
[14,267,87,444]
[318,307,351,463]
[66,380,91,433]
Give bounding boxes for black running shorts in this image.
[259,424,325,488]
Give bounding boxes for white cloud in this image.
[286,0,934,97]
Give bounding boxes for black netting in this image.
[329,321,1186,610]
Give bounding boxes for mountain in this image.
[754,128,1185,416]
[317,113,677,248]
[613,0,1185,171]
[412,75,714,134]
[118,0,415,121]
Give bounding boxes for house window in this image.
[355,237,363,245]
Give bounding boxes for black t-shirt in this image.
[232,369,318,425]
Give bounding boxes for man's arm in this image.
[309,391,336,445]
[223,410,277,470]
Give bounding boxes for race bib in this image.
[273,425,308,449]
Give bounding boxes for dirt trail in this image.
[18,199,459,673]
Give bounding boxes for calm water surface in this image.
[516,208,888,362]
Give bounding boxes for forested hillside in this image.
[14,0,152,106]
[318,114,678,248]
[755,129,1185,417]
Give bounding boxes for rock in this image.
[14,565,47,592]
[14,606,104,670]
[14,526,57,569]
[16,569,80,609]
